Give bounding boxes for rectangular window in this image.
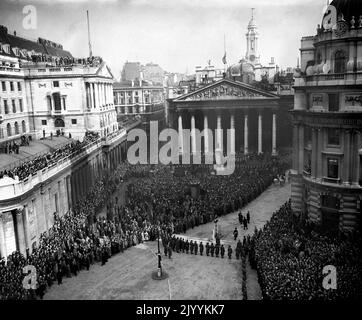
[19,99,23,112]
[327,128,340,146]
[10,82,14,91]
[53,81,59,88]
[2,81,6,91]
[4,100,9,114]
[17,82,22,91]
[71,119,77,125]
[327,158,339,179]
[41,120,47,125]
[53,92,61,111]
[328,94,339,112]
[12,100,16,113]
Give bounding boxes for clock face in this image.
[249,55,255,62]
[334,21,348,37]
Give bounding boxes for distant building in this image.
[227,9,277,84]
[141,62,164,85]
[113,79,166,129]
[121,61,141,82]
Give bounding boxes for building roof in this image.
[329,0,362,21]
[0,25,72,59]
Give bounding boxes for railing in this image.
[0,138,103,201]
[305,72,362,82]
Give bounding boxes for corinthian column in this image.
[244,114,248,155]
[258,113,263,154]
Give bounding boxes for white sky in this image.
[0,0,328,77]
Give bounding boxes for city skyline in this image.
[0,0,328,76]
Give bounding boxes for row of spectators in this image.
[249,200,362,300]
[0,132,100,181]
[21,55,103,68]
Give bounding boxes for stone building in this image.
[291,0,362,233]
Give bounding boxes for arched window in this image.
[334,50,346,74]
[14,122,19,135]
[22,120,26,133]
[7,123,12,137]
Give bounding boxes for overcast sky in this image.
[0,0,328,77]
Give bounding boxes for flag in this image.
[222,52,227,65]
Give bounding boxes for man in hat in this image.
[220,244,225,258]
[199,242,204,256]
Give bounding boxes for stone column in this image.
[216,113,222,152]
[94,84,99,108]
[230,113,235,155]
[0,214,6,259]
[316,128,323,181]
[353,130,361,186]
[16,209,26,255]
[23,206,30,252]
[204,115,209,154]
[298,125,304,173]
[244,114,248,155]
[311,127,317,178]
[272,113,277,156]
[191,114,197,155]
[178,114,184,154]
[258,113,263,154]
[90,83,94,109]
[343,129,351,185]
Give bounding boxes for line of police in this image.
[162,234,253,260]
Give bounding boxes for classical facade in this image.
[0,25,138,259]
[168,78,292,157]
[291,0,362,233]
[0,24,118,143]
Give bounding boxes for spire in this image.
[248,8,257,28]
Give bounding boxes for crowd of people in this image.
[249,200,362,300]
[22,54,103,68]
[0,132,100,181]
[0,151,290,300]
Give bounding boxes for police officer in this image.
[185,240,189,254]
[210,243,215,257]
[215,244,220,258]
[194,241,198,255]
[228,245,232,259]
[233,227,238,241]
[199,242,204,256]
[206,242,210,256]
[220,244,225,258]
[190,240,194,254]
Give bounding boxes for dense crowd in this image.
[249,200,362,300]
[0,132,100,181]
[0,152,290,300]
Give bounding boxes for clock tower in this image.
[245,8,260,65]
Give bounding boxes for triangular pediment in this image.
[174,78,278,102]
[96,62,114,79]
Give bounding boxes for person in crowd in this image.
[228,245,232,259]
[233,227,238,241]
[220,245,225,259]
